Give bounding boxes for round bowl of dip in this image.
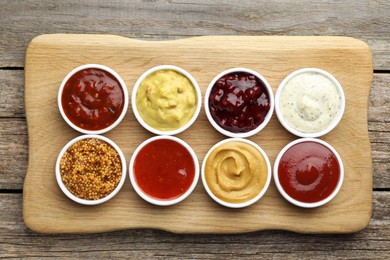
[55,135,127,205]
[129,136,199,206]
[201,138,271,208]
[273,138,344,208]
[204,68,274,138]
[275,68,345,137]
[132,65,201,136]
[58,64,129,135]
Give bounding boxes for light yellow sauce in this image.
[279,72,341,133]
[204,141,268,204]
[136,69,197,131]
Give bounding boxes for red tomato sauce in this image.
[278,141,340,203]
[133,139,195,200]
[61,68,125,130]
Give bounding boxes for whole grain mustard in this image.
[59,138,122,200]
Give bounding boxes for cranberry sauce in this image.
[208,72,271,133]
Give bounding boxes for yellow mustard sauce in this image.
[136,69,197,131]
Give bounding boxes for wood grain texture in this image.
[23,34,372,234]
[0,118,27,190]
[1,192,390,258]
[369,74,390,189]
[0,70,24,117]
[0,0,389,69]
[0,0,388,257]
[0,73,388,190]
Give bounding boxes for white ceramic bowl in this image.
[201,138,271,208]
[129,136,199,206]
[55,135,127,205]
[58,64,129,135]
[275,68,345,138]
[204,68,274,138]
[273,138,344,208]
[131,65,201,136]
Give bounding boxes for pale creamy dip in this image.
[279,71,341,133]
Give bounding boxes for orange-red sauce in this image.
[133,139,195,200]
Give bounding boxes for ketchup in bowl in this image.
[274,138,344,208]
[59,65,127,133]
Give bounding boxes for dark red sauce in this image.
[61,68,125,131]
[208,72,271,133]
[133,139,195,200]
[278,141,340,203]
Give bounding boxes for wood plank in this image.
[369,74,390,189]
[1,192,389,258]
[369,74,390,123]
[0,0,389,69]
[0,118,27,190]
[0,72,388,189]
[22,35,373,234]
[0,70,24,117]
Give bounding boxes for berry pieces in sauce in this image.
[208,72,271,133]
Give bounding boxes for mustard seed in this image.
[60,138,122,200]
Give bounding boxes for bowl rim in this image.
[58,64,129,135]
[131,64,202,136]
[55,134,127,205]
[129,135,200,206]
[275,68,345,138]
[204,67,274,138]
[201,137,272,208]
[273,137,344,208]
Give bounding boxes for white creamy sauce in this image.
[279,72,341,133]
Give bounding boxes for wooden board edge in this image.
[22,34,375,50]
[361,37,374,226]
[23,35,54,233]
[22,37,36,233]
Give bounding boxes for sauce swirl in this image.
[204,141,268,204]
[277,141,341,203]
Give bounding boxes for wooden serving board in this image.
[23,34,373,234]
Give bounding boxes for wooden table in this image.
[0,1,389,258]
